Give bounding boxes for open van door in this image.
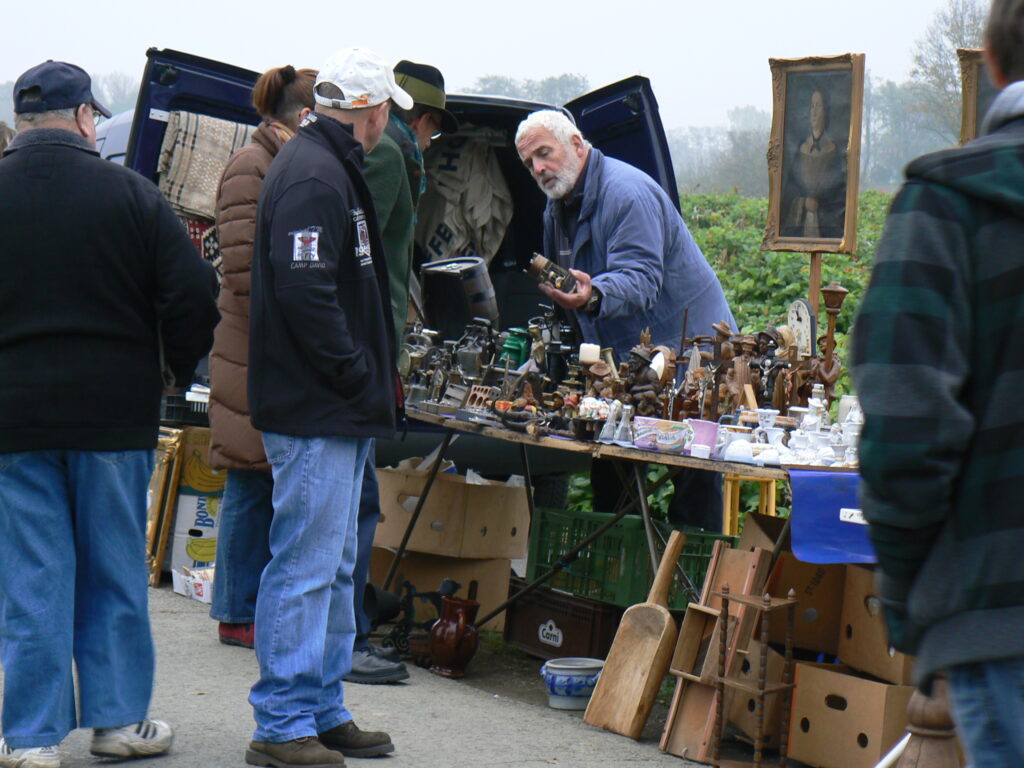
[565,76,680,211]
[125,48,260,181]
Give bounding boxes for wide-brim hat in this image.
[393,60,459,134]
[315,48,413,111]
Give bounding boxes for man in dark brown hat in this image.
[345,60,458,685]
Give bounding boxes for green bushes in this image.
[683,189,892,399]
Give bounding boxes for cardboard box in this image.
[163,427,225,573]
[737,512,789,554]
[789,662,913,768]
[767,553,845,654]
[375,458,530,559]
[169,493,221,573]
[177,427,226,496]
[839,565,914,685]
[171,567,215,604]
[369,546,510,631]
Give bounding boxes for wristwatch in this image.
[584,286,603,315]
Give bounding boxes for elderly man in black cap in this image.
[345,60,458,685]
[0,61,218,767]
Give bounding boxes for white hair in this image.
[14,107,77,130]
[515,109,591,151]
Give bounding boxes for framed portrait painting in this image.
[764,54,865,254]
[958,48,1001,144]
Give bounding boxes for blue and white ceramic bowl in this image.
[540,657,605,710]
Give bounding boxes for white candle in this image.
[579,343,601,365]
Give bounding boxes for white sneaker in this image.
[0,738,60,768]
[89,719,173,758]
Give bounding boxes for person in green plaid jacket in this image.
[851,2,1024,763]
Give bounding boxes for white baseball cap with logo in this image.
[314,48,414,110]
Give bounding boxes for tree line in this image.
[1,0,983,195]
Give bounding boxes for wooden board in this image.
[584,531,686,739]
[660,680,717,758]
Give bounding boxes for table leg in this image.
[613,460,700,602]
[382,428,455,591]
[519,443,535,524]
[632,462,661,575]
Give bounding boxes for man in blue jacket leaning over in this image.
[516,110,736,530]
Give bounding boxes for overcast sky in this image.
[4,0,958,129]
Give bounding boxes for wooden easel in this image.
[808,251,823,316]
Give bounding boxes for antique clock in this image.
[787,298,816,359]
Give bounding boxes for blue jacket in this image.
[543,148,735,360]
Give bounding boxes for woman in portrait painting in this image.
[783,88,846,240]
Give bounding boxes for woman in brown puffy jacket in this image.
[208,66,315,648]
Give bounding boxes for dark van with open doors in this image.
[98,48,681,480]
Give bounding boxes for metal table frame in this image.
[382,409,788,627]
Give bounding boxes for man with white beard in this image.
[515,109,735,531]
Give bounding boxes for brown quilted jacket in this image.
[208,122,291,471]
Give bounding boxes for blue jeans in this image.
[210,469,273,623]
[250,433,370,742]
[948,658,1024,768]
[0,449,155,750]
[353,443,380,651]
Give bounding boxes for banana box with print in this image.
[168,427,226,573]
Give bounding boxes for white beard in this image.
[538,150,583,200]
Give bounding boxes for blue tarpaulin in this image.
[788,469,876,564]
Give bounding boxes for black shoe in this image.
[368,644,401,663]
[246,736,345,767]
[319,721,394,758]
[343,649,410,684]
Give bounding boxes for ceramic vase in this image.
[429,596,480,679]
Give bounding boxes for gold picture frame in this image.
[147,427,184,585]
[763,53,865,255]
[958,48,1001,144]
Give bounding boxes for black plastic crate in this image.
[503,576,624,660]
[160,392,209,427]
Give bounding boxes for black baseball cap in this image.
[13,60,111,118]
[393,60,459,134]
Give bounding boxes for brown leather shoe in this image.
[245,736,345,767]
[319,721,394,758]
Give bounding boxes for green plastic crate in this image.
[525,507,737,610]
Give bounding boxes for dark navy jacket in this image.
[248,113,396,438]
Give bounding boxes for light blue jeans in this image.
[249,433,369,742]
[210,469,274,624]
[0,449,155,749]
[948,658,1024,768]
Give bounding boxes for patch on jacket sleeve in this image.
[291,226,322,262]
[352,208,373,267]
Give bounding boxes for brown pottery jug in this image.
[428,595,480,678]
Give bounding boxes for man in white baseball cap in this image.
[245,47,409,768]
[314,48,413,111]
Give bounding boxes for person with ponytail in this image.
[207,65,315,650]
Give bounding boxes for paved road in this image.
[1,586,704,767]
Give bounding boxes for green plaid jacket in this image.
[851,82,1024,688]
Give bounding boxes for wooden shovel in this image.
[584,529,686,739]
